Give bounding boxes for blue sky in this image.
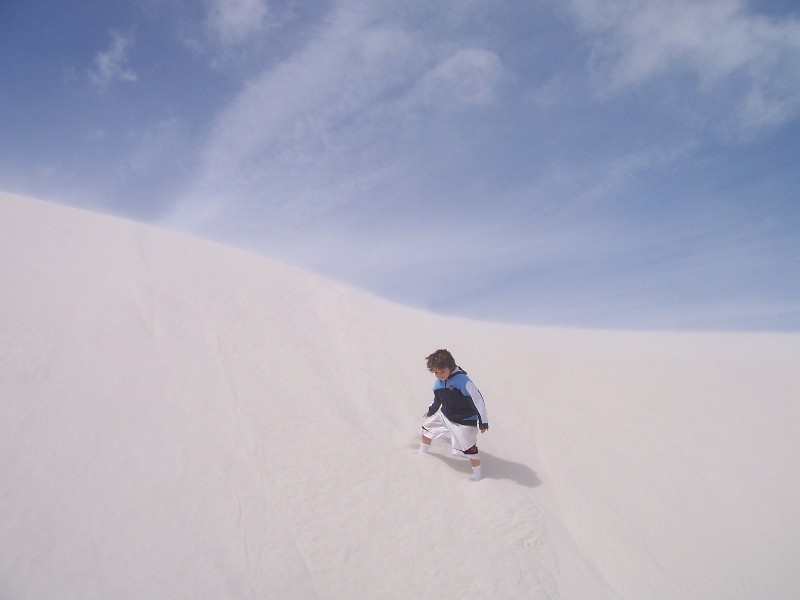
[2,0,799,330]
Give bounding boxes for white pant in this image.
[421,410,478,454]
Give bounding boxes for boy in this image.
[419,349,489,481]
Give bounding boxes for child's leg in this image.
[419,413,448,454]
[463,444,481,480]
[470,461,482,481]
[468,455,481,481]
[419,431,432,453]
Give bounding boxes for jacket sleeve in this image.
[425,394,441,417]
[466,380,489,430]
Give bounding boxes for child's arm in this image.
[467,380,489,431]
[424,396,441,418]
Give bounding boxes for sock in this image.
[419,442,430,454]
[471,465,482,481]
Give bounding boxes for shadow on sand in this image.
[428,449,542,488]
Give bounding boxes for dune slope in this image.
[1,192,799,599]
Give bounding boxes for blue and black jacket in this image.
[426,367,489,431]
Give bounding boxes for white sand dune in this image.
[2,191,799,599]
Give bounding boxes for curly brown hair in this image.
[426,349,456,372]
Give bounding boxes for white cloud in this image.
[566,0,800,135]
[205,0,269,46]
[88,30,137,89]
[408,49,506,108]
[202,30,409,172]
[170,1,511,226]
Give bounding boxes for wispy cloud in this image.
[88,30,138,90]
[565,0,800,136]
[407,49,506,108]
[166,3,507,233]
[205,0,270,46]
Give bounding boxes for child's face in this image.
[432,366,451,381]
